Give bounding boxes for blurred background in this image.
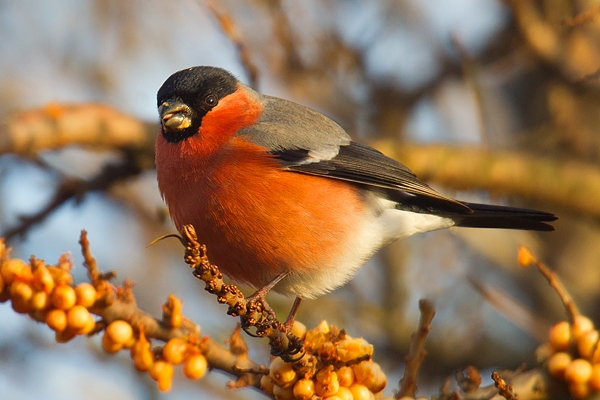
[0,0,599,399]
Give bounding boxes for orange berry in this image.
[10,280,33,302]
[349,383,374,400]
[46,309,67,332]
[269,357,297,388]
[535,343,554,364]
[572,316,594,340]
[0,273,4,294]
[102,332,123,354]
[1,259,28,285]
[67,305,91,332]
[150,361,174,392]
[569,381,591,399]
[74,283,97,308]
[292,378,315,400]
[30,291,50,311]
[589,364,600,391]
[547,352,572,379]
[337,365,355,387]
[315,366,339,397]
[517,246,536,267]
[260,374,275,394]
[335,386,354,400]
[162,337,188,365]
[183,353,207,380]
[577,329,599,359]
[549,321,572,351]
[10,280,33,313]
[353,360,387,393]
[565,358,593,384]
[51,284,76,310]
[149,360,173,381]
[290,320,307,339]
[131,332,154,372]
[32,264,54,293]
[272,384,295,400]
[105,320,133,345]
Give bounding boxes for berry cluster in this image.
[538,315,600,398]
[261,321,387,400]
[0,242,208,393]
[0,255,98,342]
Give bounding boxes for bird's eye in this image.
[205,94,217,106]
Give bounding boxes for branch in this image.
[397,299,436,398]
[0,103,155,155]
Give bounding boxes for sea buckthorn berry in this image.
[269,357,297,388]
[315,366,340,397]
[517,246,535,267]
[564,358,593,384]
[106,320,133,345]
[290,320,307,339]
[30,291,49,311]
[535,343,553,364]
[149,361,174,392]
[46,309,67,332]
[163,337,188,365]
[337,365,355,387]
[547,352,572,379]
[1,259,28,285]
[353,360,387,392]
[292,378,315,400]
[76,313,96,335]
[589,364,600,391]
[549,321,571,351]
[74,283,97,308]
[568,381,590,399]
[32,264,54,293]
[0,274,4,294]
[572,316,594,340]
[131,332,154,372]
[10,281,33,313]
[183,353,207,380]
[577,329,599,359]
[51,284,76,310]
[335,386,354,400]
[272,384,295,400]
[349,383,375,400]
[260,374,275,394]
[102,332,122,353]
[67,305,91,332]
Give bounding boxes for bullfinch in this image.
[155,66,555,323]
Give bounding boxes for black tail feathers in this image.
[453,202,557,231]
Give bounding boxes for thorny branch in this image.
[76,230,267,388]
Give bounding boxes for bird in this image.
[155,66,556,327]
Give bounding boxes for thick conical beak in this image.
[159,101,192,133]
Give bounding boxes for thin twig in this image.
[205,0,260,88]
[518,246,579,323]
[2,157,142,242]
[397,299,436,398]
